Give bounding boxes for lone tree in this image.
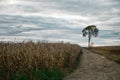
[82,25,99,48]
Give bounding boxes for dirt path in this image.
[63,48,120,80]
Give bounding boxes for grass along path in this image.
[63,48,120,80]
[89,46,120,63]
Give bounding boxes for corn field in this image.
[0,41,81,74]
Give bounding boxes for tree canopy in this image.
[82,25,99,47]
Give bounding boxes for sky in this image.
[0,0,120,46]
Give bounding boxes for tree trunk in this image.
[88,34,91,48]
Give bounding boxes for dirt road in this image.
[63,49,120,80]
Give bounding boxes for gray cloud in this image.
[0,0,120,46]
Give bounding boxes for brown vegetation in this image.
[0,41,81,77]
[89,46,120,63]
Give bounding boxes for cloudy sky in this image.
[0,0,120,46]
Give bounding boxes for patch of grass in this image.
[62,49,83,75]
[12,72,29,80]
[9,68,64,80]
[70,50,83,72]
[114,58,120,63]
[33,68,47,80]
[46,69,64,80]
[0,71,6,80]
[89,46,120,63]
